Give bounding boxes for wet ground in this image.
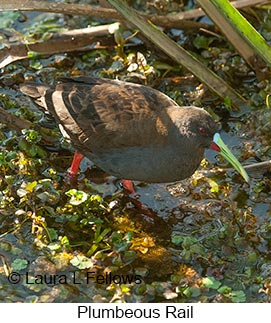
[0,2,271,303]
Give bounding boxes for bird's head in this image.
[170,106,249,182]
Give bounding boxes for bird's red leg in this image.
[121,179,135,194]
[69,151,84,176]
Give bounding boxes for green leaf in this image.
[247,252,257,263]
[70,255,94,269]
[90,194,103,203]
[36,146,47,158]
[0,11,21,28]
[224,96,232,109]
[202,276,221,289]
[25,181,38,193]
[47,242,62,251]
[22,129,42,144]
[66,189,88,205]
[230,290,246,302]
[218,285,232,294]
[207,178,219,193]
[60,236,70,249]
[193,35,214,49]
[171,234,184,245]
[94,228,111,244]
[11,258,28,271]
[183,286,201,297]
[27,51,43,59]
[121,284,130,293]
[46,228,58,241]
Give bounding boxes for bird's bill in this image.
[210,133,249,183]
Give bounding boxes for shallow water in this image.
[0,6,270,303]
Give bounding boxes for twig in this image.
[1,0,268,68]
[0,23,117,68]
[0,107,59,144]
[200,160,271,178]
[0,0,207,30]
[3,0,268,30]
[243,160,271,174]
[167,0,270,19]
[0,107,32,132]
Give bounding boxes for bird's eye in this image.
[199,127,207,135]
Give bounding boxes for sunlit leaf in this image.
[11,258,28,271]
[70,255,94,269]
[202,276,221,289]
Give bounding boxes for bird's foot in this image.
[121,179,136,194]
[120,180,155,216]
[61,150,84,189]
[63,171,79,187]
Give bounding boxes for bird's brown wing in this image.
[39,77,179,153]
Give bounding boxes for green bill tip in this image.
[212,133,249,183]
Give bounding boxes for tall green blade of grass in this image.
[198,0,271,67]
